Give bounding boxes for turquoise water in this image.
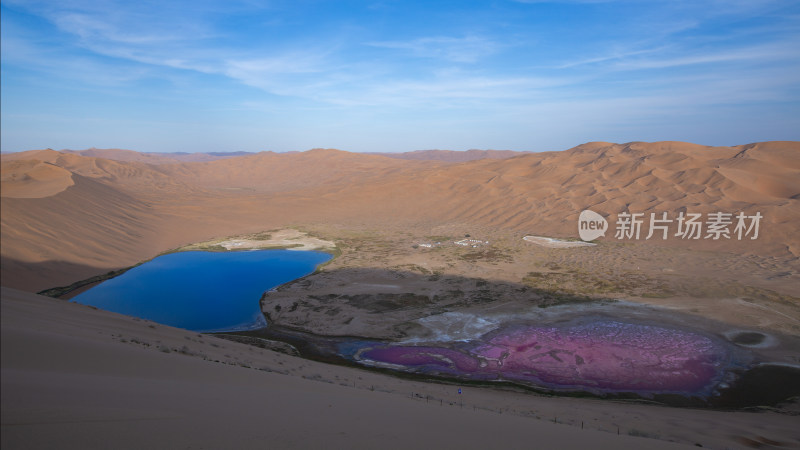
[72,249,331,332]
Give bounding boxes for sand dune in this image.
[155,148,445,193]
[2,149,191,194]
[1,159,74,198]
[62,148,188,164]
[0,175,163,289]
[63,148,256,164]
[297,141,799,255]
[2,141,798,291]
[2,142,799,449]
[6,287,796,450]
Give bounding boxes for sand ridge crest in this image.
[1,141,798,290]
[0,159,75,198]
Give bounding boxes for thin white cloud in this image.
[7,0,219,43]
[0,29,156,88]
[302,73,580,109]
[555,47,666,69]
[3,0,798,152]
[614,42,800,70]
[221,53,333,94]
[367,36,498,63]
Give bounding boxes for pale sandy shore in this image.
[523,235,597,248]
[3,287,798,449]
[191,229,337,252]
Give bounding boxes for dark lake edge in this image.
[37,244,340,299]
[222,323,800,411]
[36,247,800,411]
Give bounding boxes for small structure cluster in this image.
[414,238,490,249]
[454,238,489,248]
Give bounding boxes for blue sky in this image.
[2,0,799,153]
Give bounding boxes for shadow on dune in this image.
[0,255,124,295]
[257,266,619,341]
[234,266,800,409]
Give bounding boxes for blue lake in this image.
[71,249,332,332]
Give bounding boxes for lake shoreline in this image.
[69,248,332,332]
[35,228,800,412]
[38,228,339,299]
[225,316,800,410]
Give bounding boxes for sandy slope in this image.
[0,159,74,198]
[323,141,799,256]
[0,174,165,289]
[7,287,799,449]
[2,143,799,450]
[1,149,192,194]
[157,148,445,192]
[2,287,702,450]
[1,141,798,291]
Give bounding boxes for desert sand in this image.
[2,141,798,293]
[183,229,337,252]
[2,141,799,449]
[368,149,528,162]
[523,235,597,248]
[61,148,257,164]
[5,287,798,449]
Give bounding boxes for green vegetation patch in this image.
[459,248,513,263]
[248,232,273,241]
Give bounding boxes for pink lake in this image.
[356,320,729,396]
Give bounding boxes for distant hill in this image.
[61,148,522,164]
[367,149,528,162]
[61,148,256,164]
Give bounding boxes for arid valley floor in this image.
[2,142,799,449]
